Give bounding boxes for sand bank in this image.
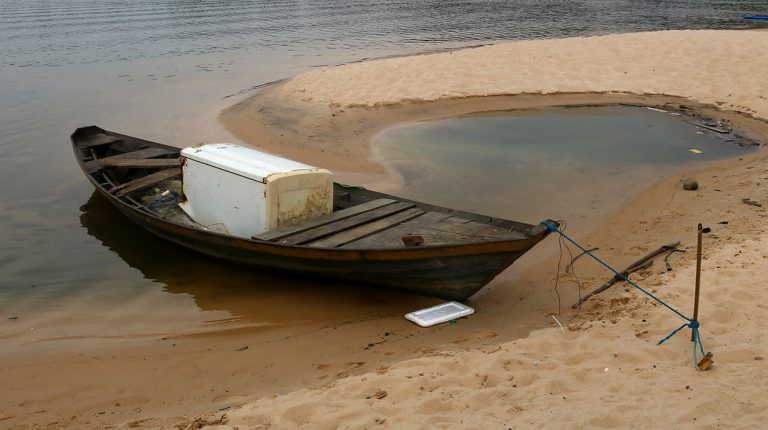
[274,30,768,111]
[200,30,768,429]
[221,30,768,177]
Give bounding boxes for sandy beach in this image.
[215,29,768,429]
[205,236,768,429]
[3,29,768,429]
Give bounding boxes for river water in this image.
[0,0,764,351]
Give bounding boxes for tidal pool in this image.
[373,106,756,235]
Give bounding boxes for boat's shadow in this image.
[79,191,426,324]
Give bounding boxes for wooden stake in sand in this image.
[692,223,714,371]
[692,223,703,342]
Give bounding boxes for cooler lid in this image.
[181,144,320,182]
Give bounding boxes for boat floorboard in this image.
[254,198,396,241]
[307,208,426,248]
[273,201,415,245]
[340,211,528,249]
[111,168,181,197]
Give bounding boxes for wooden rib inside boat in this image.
[71,125,552,300]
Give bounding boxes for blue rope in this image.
[656,322,691,346]
[692,325,707,369]
[544,220,708,370]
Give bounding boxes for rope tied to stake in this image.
[657,320,708,370]
[543,220,710,371]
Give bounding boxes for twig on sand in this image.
[566,247,599,274]
[364,339,387,350]
[551,315,565,334]
[571,242,681,308]
[664,249,687,271]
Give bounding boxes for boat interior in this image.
[74,127,533,249]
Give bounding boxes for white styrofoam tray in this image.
[405,301,475,327]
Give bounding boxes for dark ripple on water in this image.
[0,0,763,69]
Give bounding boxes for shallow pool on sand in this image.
[372,105,755,235]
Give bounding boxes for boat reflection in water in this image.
[79,191,433,327]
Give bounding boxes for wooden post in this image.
[692,223,703,341]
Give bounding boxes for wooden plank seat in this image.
[84,147,178,173]
[259,201,416,245]
[110,168,181,197]
[253,198,396,241]
[100,158,181,169]
[76,133,123,148]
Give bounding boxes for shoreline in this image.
[221,89,768,180]
[3,29,768,429]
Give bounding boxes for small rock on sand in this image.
[366,389,388,400]
[683,178,698,190]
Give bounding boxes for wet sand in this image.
[3,29,768,429]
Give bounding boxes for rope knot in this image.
[688,320,700,329]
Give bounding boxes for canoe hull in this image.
[74,126,550,301]
[102,187,541,300]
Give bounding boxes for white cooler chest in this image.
[179,144,333,238]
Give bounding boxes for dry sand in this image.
[275,30,768,112]
[203,238,768,429]
[3,30,768,429]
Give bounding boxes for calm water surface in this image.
[0,0,765,349]
[373,106,754,234]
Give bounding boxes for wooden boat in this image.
[71,126,552,300]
